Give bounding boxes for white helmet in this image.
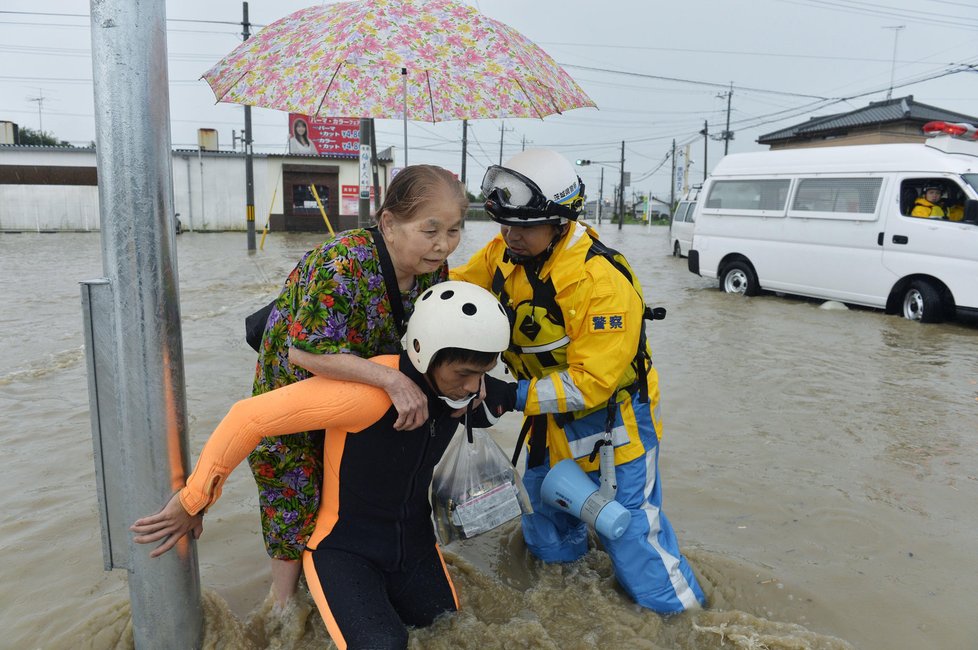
[403,281,511,373]
[482,149,585,226]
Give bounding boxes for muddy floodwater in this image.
[2,221,976,649]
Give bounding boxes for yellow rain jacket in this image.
[911,197,947,218]
[452,222,661,472]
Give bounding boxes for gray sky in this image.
[2,0,978,199]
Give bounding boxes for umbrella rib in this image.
[512,77,551,120]
[204,68,252,106]
[314,62,345,117]
[425,70,436,123]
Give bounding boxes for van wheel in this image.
[721,261,759,296]
[901,280,944,323]
[673,242,681,257]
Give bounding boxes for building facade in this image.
[0,145,392,232]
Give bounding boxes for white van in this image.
[688,128,978,322]
[669,186,699,258]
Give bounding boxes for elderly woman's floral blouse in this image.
[248,228,447,560]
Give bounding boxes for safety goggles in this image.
[481,165,582,223]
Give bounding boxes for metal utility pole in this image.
[498,122,514,165]
[618,140,625,230]
[242,2,256,251]
[87,0,202,647]
[884,25,905,100]
[460,119,468,187]
[597,166,604,225]
[401,67,409,165]
[370,119,381,214]
[670,139,677,218]
[700,120,709,181]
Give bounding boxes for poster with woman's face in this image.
[288,114,360,157]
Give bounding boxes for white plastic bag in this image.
[431,428,532,544]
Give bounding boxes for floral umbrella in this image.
[202,0,595,123]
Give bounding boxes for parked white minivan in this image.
[688,125,978,322]
[669,187,699,258]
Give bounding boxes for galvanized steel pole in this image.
[88,1,202,647]
[618,140,625,230]
[243,2,256,250]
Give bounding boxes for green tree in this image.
[16,126,71,147]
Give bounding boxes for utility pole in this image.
[612,184,618,222]
[401,67,408,165]
[460,119,468,188]
[358,117,372,227]
[884,25,905,100]
[682,144,692,195]
[370,119,381,214]
[669,139,677,218]
[87,0,202,646]
[721,82,734,155]
[699,120,709,182]
[242,2,256,251]
[498,122,514,165]
[618,140,625,230]
[597,166,604,225]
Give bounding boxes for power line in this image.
[777,0,978,29]
[0,10,252,27]
[562,64,832,100]
[543,41,972,65]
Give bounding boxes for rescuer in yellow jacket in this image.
[452,149,705,614]
[912,186,949,218]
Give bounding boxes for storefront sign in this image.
[288,114,360,157]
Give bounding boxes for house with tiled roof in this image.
[757,96,978,150]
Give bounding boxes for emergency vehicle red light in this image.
[922,121,978,139]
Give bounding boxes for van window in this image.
[900,178,969,219]
[684,202,697,222]
[791,178,882,215]
[962,174,978,194]
[673,202,690,223]
[705,179,790,212]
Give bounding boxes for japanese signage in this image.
[342,184,376,216]
[288,114,360,157]
[359,143,372,199]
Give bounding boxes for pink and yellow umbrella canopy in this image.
[202,0,596,122]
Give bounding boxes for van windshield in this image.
[963,174,978,194]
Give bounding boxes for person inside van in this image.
[945,186,966,221]
[911,184,949,219]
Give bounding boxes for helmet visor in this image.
[481,165,548,212]
[481,165,583,225]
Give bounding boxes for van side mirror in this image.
[964,199,978,224]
